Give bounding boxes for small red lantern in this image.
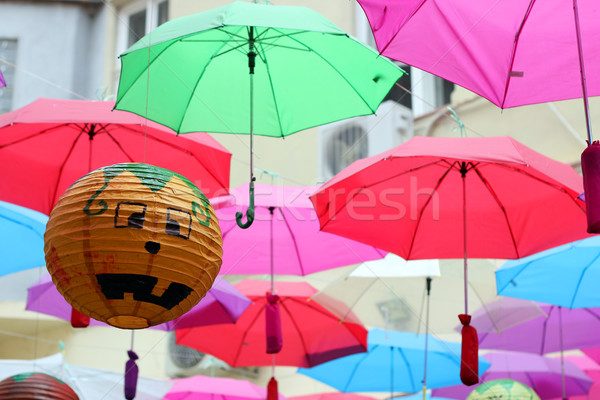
[0,372,79,399]
[44,163,223,329]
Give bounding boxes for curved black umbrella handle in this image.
[236,180,255,229]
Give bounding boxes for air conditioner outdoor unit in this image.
[165,332,261,379]
[318,100,413,182]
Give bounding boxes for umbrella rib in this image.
[108,123,230,191]
[320,159,446,231]
[256,30,286,138]
[231,300,264,367]
[396,346,418,393]
[50,128,87,203]
[279,297,313,366]
[540,305,554,354]
[569,253,600,308]
[0,123,80,148]
[342,345,375,392]
[470,163,520,258]
[278,207,306,275]
[269,27,378,114]
[340,278,379,323]
[406,161,456,259]
[375,0,428,56]
[176,36,233,134]
[500,0,536,107]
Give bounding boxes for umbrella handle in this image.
[236,180,255,229]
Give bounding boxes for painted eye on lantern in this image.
[166,208,192,239]
[115,202,147,229]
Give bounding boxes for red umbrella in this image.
[310,135,590,385]
[0,98,231,215]
[175,279,368,368]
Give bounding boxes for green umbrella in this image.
[114,0,404,228]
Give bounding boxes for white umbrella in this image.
[0,353,172,400]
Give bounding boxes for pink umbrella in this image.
[0,71,5,88]
[165,375,287,400]
[216,183,386,276]
[26,273,251,330]
[356,0,598,137]
[355,0,600,231]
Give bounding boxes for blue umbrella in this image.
[496,236,600,308]
[298,329,490,394]
[0,200,48,276]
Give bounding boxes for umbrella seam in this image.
[569,254,600,308]
[500,0,537,108]
[279,297,313,367]
[176,29,235,134]
[268,28,377,115]
[278,207,306,275]
[111,123,230,191]
[319,158,444,233]
[406,160,455,259]
[470,163,520,258]
[50,128,87,204]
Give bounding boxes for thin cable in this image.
[559,306,567,400]
[270,206,275,293]
[462,162,469,315]
[422,277,432,400]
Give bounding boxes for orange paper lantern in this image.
[0,372,79,399]
[44,163,223,329]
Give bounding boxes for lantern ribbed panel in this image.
[0,373,79,400]
[44,163,223,329]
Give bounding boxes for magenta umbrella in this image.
[432,351,593,400]
[165,375,286,400]
[216,183,386,276]
[356,0,598,142]
[0,71,5,88]
[26,273,251,330]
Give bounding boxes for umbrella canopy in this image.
[165,375,286,400]
[310,136,588,313]
[550,355,600,400]
[216,183,386,276]
[477,303,600,354]
[26,274,251,330]
[289,394,378,400]
[355,0,599,111]
[0,98,231,215]
[176,279,368,368]
[114,1,403,228]
[496,236,600,308]
[0,353,172,400]
[297,328,491,394]
[432,352,593,400]
[0,200,47,276]
[313,255,543,334]
[462,296,545,335]
[115,1,402,137]
[311,135,588,261]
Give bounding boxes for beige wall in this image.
[416,86,593,172]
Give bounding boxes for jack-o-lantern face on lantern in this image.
[44,163,223,329]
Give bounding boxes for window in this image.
[0,39,17,113]
[117,0,169,55]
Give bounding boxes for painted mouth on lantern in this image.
[96,273,193,310]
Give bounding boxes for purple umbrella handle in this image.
[265,293,282,354]
[124,350,139,400]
